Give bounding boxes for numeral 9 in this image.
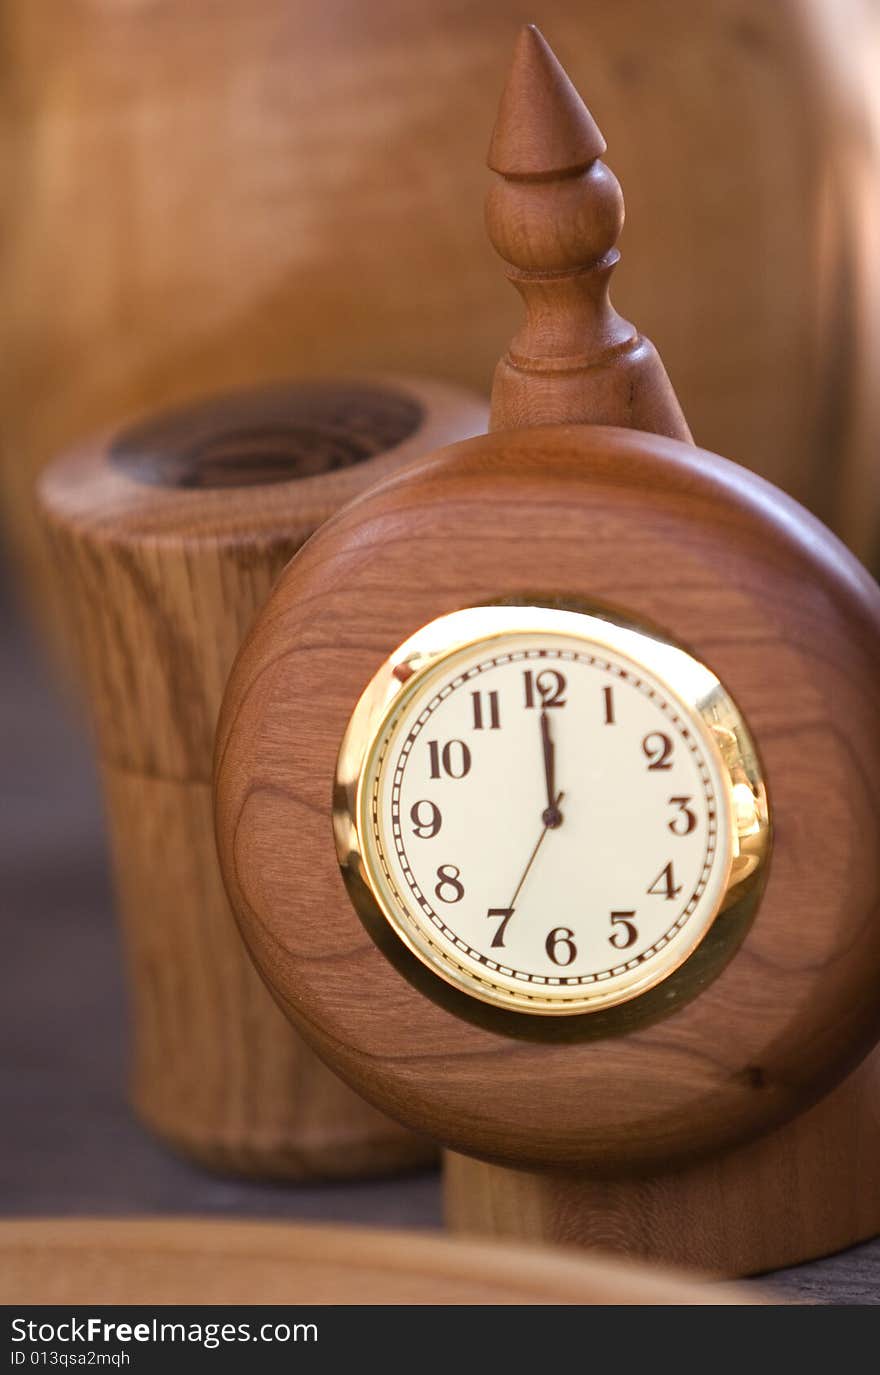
[410,800,441,839]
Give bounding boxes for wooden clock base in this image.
[445,1048,880,1277]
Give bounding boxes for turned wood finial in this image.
[487,25,692,442]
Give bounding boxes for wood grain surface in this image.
[37,376,484,1177]
[38,377,485,778]
[2,570,873,1301]
[1,567,872,1303]
[211,420,880,1265]
[0,1218,766,1305]
[445,1041,880,1275]
[215,424,880,1183]
[486,26,692,442]
[3,0,879,666]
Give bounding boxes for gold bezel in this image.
[334,600,770,1031]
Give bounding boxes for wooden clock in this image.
[39,374,485,1177]
[214,29,880,1272]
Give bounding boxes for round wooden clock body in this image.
[215,424,880,1174]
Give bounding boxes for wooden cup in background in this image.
[38,374,487,1177]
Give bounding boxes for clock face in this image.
[336,605,769,1016]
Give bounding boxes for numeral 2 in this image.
[643,732,674,770]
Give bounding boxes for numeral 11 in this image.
[471,690,501,730]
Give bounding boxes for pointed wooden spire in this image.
[486,25,692,443]
[488,24,606,177]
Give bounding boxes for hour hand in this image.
[540,710,562,828]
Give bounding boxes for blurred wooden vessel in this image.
[1,0,878,666]
[0,1219,766,1304]
[37,375,483,1178]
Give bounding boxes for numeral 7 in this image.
[486,907,515,948]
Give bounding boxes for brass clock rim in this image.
[333,599,771,1027]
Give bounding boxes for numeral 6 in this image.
[545,926,577,966]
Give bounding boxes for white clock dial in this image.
[339,605,766,1016]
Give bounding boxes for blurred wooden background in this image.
[1,0,880,1304]
[1,0,878,663]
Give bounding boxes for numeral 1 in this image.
[602,685,615,724]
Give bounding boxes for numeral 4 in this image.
[647,862,682,901]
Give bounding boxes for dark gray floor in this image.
[1,561,877,1303]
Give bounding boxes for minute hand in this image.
[509,791,565,910]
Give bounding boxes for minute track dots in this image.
[370,640,721,1003]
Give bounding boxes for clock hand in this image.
[540,709,562,827]
[508,790,565,910]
